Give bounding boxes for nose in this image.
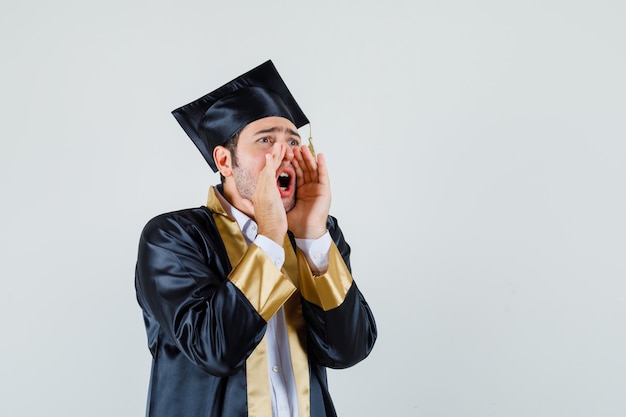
[281,143,294,162]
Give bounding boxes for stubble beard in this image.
[232,164,296,213]
[232,165,256,202]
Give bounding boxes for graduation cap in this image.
[172,60,309,172]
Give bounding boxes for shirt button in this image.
[313,252,322,260]
[274,259,281,267]
[272,365,279,373]
[250,224,257,232]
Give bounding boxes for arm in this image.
[297,217,377,369]
[135,211,294,376]
[286,144,376,367]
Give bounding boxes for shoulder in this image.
[140,207,217,246]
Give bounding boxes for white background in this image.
[1,0,625,416]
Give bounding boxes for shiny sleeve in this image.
[135,213,273,377]
[298,216,377,369]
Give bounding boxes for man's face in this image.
[230,116,301,212]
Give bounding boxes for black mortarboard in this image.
[171,60,309,172]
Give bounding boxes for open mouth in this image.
[277,172,291,191]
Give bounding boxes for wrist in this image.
[257,223,287,245]
[291,226,327,240]
[258,231,285,245]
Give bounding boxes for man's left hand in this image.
[287,144,331,239]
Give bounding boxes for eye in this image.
[257,137,271,143]
[288,139,300,147]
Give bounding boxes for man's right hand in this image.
[252,144,290,244]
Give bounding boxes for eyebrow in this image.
[254,127,301,138]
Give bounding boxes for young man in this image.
[135,60,377,417]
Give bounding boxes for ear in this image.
[213,146,233,177]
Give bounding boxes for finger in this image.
[301,144,318,170]
[272,143,288,169]
[292,146,306,187]
[299,144,317,183]
[316,152,330,186]
[257,153,276,193]
[268,145,279,171]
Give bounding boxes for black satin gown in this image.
[135,189,377,417]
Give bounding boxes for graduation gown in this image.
[135,186,377,417]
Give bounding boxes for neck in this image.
[221,180,255,220]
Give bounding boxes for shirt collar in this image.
[213,187,258,244]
